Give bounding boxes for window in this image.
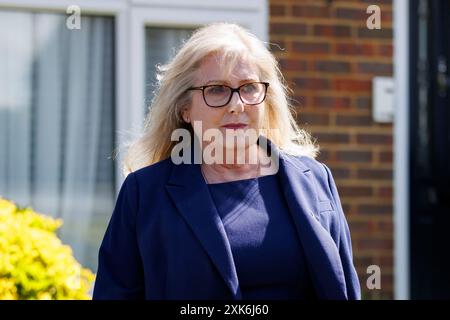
[144,27,194,111]
[0,9,116,272]
[0,0,267,279]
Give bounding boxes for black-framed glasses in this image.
[187,82,269,108]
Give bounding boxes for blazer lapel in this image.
[164,135,347,300]
[165,159,242,299]
[277,151,348,299]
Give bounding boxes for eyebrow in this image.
[205,79,259,85]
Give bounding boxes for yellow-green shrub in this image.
[0,197,95,300]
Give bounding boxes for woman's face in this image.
[182,53,265,153]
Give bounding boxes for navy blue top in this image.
[94,145,362,300]
[207,173,316,300]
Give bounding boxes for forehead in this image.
[196,53,260,83]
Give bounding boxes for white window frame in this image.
[393,0,410,300]
[0,0,268,194]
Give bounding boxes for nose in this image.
[227,91,244,114]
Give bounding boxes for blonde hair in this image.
[121,22,318,175]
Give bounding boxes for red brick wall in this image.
[269,0,393,299]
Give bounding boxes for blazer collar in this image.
[165,136,348,299]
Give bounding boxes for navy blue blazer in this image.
[93,138,361,300]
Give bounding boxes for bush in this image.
[0,197,95,299]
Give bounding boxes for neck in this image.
[201,144,263,184]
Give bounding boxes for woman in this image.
[93,23,361,300]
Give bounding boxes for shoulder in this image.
[300,155,335,189]
[282,153,331,182]
[129,157,174,187]
[119,157,174,205]
[281,153,337,201]
[119,157,175,222]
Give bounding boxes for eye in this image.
[205,85,228,95]
[241,83,258,94]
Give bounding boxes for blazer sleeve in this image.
[93,172,145,300]
[322,163,362,300]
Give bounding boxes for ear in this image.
[181,107,190,123]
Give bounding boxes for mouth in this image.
[221,123,248,130]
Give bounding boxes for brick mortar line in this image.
[269,18,393,28]
[278,55,393,63]
[283,72,392,79]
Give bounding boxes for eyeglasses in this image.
[187,82,269,108]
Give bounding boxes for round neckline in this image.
[206,173,276,186]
